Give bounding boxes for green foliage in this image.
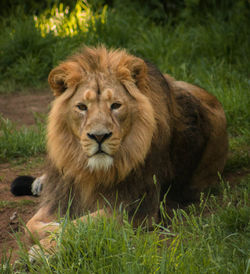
[0,1,108,91]
[0,0,77,16]
[0,0,249,132]
[0,17,57,90]
[34,1,107,37]
[5,177,249,273]
[0,115,46,162]
[225,130,250,172]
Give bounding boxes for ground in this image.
[0,90,52,262]
[0,91,52,126]
[0,90,249,264]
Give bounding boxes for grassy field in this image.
[0,0,249,272]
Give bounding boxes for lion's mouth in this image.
[92,145,111,157]
[94,150,109,156]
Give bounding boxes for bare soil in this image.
[0,91,52,126]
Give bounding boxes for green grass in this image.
[2,176,249,273]
[225,130,250,172]
[0,115,46,162]
[0,200,36,211]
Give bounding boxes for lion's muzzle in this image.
[84,130,115,171]
[87,131,112,145]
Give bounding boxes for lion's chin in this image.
[87,154,113,172]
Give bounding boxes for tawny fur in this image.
[26,46,228,244]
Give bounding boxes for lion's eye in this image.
[111,103,122,110]
[76,103,88,111]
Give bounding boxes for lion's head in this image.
[47,47,171,188]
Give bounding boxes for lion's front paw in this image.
[28,235,57,263]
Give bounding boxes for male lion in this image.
[14,46,228,252]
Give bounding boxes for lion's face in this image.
[67,74,135,171]
[47,47,158,183]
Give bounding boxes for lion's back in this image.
[161,78,228,202]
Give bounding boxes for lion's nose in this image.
[87,132,112,144]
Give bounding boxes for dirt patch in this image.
[0,90,53,126]
[0,162,42,262]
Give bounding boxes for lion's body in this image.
[25,46,227,243]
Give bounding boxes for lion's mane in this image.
[41,46,228,223]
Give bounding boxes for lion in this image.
[17,46,228,254]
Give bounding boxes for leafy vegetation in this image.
[0,0,249,272]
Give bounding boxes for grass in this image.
[0,200,36,211]
[0,0,249,273]
[2,176,248,273]
[225,130,250,172]
[0,114,46,162]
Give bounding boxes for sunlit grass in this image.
[34,0,107,37]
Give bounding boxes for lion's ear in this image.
[48,67,67,96]
[129,58,147,87]
[48,62,82,97]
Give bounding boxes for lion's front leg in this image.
[26,206,59,243]
[27,208,109,262]
[72,208,109,224]
[28,235,58,263]
[24,206,59,262]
